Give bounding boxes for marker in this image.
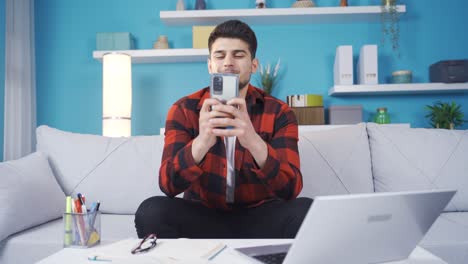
[88,255,112,262]
[64,196,73,246]
[74,198,87,245]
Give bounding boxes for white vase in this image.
[176,0,185,11]
[153,35,169,49]
[291,0,315,8]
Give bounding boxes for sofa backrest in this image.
[37,123,376,215]
[36,125,166,214]
[298,123,374,197]
[367,123,468,212]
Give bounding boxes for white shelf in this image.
[160,5,406,25]
[93,49,209,64]
[328,83,468,96]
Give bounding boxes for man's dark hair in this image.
[208,20,257,59]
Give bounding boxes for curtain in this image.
[3,0,36,161]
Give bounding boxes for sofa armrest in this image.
[0,152,65,242]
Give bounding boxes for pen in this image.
[208,244,227,260]
[88,255,112,262]
[77,193,85,205]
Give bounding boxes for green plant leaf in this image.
[424,101,466,129]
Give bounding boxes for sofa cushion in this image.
[367,123,468,212]
[36,125,165,214]
[298,123,374,197]
[420,212,468,264]
[0,214,136,264]
[0,152,65,242]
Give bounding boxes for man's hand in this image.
[192,98,235,164]
[209,98,268,168]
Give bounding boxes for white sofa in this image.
[1,123,467,264]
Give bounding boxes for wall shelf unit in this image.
[328,83,468,96]
[160,5,406,25]
[93,49,209,64]
[93,5,406,64]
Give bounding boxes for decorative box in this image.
[291,107,325,125]
[193,26,215,49]
[429,60,468,83]
[329,105,363,125]
[96,32,135,50]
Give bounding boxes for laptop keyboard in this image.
[253,252,287,264]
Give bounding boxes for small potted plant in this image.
[380,0,401,56]
[258,58,281,95]
[425,101,466,129]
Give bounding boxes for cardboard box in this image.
[193,26,215,48]
[329,105,363,125]
[334,45,353,85]
[291,107,325,125]
[357,45,378,84]
[96,32,135,50]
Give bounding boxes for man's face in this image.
[208,37,258,91]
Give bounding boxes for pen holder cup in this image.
[63,211,101,248]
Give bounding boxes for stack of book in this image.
[286,94,324,125]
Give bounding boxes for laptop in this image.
[235,189,456,264]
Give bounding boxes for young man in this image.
[135,20,312,239]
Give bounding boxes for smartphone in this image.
[209,73,239,129]
[209,73,239,104]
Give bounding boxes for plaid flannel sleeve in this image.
[250,104,303,200]
[159,103,203,197]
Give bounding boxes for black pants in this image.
[134,196,313,239]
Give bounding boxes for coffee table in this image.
[37,239,447,264]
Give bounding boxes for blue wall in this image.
[0,0,5,161]
[30,0,468,137]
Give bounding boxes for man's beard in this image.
[238,76,251,91]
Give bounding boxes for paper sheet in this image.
[88,238,226,264]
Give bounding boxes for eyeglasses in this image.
[131,233,158,254]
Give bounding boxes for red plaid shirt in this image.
[159,84,303,210]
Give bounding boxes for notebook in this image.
[88,238,226,263]
[235,189,456,264]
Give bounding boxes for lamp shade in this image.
[102,53,132,137]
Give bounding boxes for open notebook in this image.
[88,238,226,263]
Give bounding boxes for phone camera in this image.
[213,76,223,92]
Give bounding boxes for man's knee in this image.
[284,197,313,238]
[294,197,313,213]
[135,196,170,219]
[134,196,174,238]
